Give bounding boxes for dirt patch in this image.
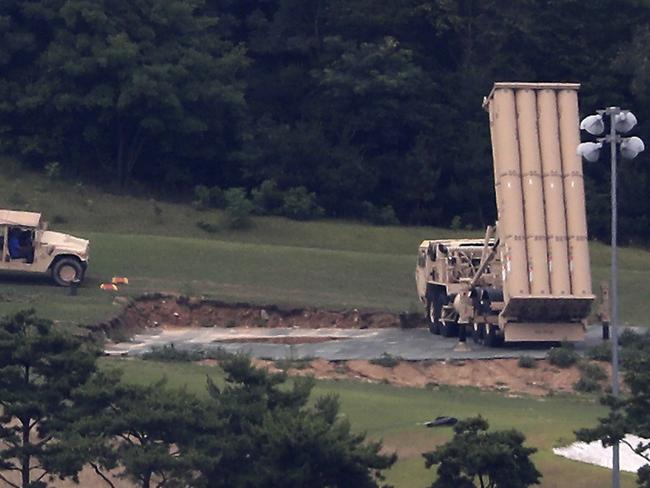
[91,293,414,340]
[251,358,612,397]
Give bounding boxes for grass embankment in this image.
[103,358,636,488]
[0,165,648,326]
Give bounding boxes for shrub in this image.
[450,215,463,230]
[142,344,203,362]
[619,328,641,347]
[518,356,537,369]
[193,185,211,209]
[547,345,579,368]
[196,220,220,233]
[370,353,400,368]
[280,186,324,220]
[361,201,399,225]
[51,214,68,225]
[251,179,283,214]
[586,342,612,362]
[579,362,608,381]
[208,186,226,208]
[574,363,607,393]
[224,187,254,229]
[44,161,61,180]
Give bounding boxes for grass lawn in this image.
[101,357,637,488]
[0,166,647,327]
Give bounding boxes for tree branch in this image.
[91,462,117,488]
[0,471,20,488]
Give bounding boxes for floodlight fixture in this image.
[620,136,645,159]
[614,111,638,133]
[580,114,604,135]
[576,141,603,162]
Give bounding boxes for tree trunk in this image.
[21,418,29,488]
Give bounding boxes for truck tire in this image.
[427,297,443,335]
[52,258,84,287]
[485,325,504,347]
[440,320,459,338]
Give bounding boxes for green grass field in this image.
[102,358,637,488]
[0,164,648,326]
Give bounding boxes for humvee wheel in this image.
[427,297,442,335]
[52,258,83,287]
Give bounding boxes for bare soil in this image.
[95,295,406,339]
[248,357,613,397]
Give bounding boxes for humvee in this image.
[0,210,89,286]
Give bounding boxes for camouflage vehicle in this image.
[416,82,594,344]
[0,210,89,286]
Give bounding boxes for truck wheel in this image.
[52,258,83,287]
[441,321,459,338]
[485,325,504,348]
[427,298,442,335]
[472,323,485,344]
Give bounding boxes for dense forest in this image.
[1,0,649,242]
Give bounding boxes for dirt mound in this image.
[253,358,612,397]
[93,294,410,339]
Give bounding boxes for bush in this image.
[51,214,68,225]
[251,179,283,214]
[586,342,612,362]
[193,185,226,210]
[574,363,607,393]
[518,356,537,369]
[369,353,400,368]
[619,328,641,347]
[196,220,220,233]
[193,185,211,210]
[44,161,62,180]
[361,201,399,225]
[450,215,463,230]
[224,187,254,229]
[547,345,579,368]
[142,344,203,362]
[280,186,324,220]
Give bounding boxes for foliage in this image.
[370,353,400,368]
[547,346,579,368]
[44,161,62,180]
[574,362,608,393]
[0,310,98,488]
[586,342,612,362]
[192,354,396,488]
[517,356,537,369]
[141,344,204,362]
[2,1,650,239]
[423,416,541,488]
[251,179,284,215]
[223,188,254,229]
[280,186,324,221]
[576,331,650,487]
[68,372,206,488]
[362,202,399,226]
[196,219,221,233]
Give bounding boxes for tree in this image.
[576,333,650,487]
[423,416,541,488]
[63,372,208,488]
[0,310,97,488]
[1,0,249,187]
[193,354,396,487]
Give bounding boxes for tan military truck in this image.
[0,210,89,286]
[416,82,594,345]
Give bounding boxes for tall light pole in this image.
[578,107,645,488]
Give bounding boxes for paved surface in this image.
[104,325,626,361]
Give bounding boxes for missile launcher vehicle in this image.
[415,83,594,344]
